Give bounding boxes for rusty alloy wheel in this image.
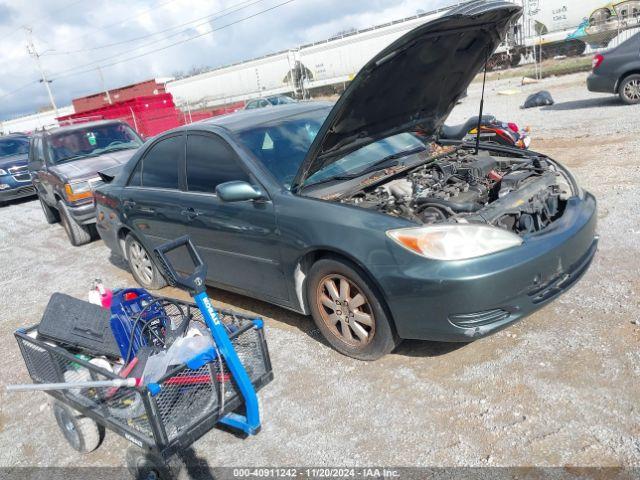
[316,274,376,347]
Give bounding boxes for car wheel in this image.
[307,257,399,361]
[619,74,640,105]
[57,201,92,246]
[39,194,60,224]
[53,401,104,453]
[125,234,167,290]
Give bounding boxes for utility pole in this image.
[24,27,59,117]
[96,66,113,105]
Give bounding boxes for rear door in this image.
[121,133,190,259]
[182,131,288,301]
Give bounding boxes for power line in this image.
[50,0,297,81]
[44,0,267,56]
[50,0,184,51]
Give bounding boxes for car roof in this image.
[42,119,128,136]
[198,101,333,133]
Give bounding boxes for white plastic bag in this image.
[142,335,215,384]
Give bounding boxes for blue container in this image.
[110,288,167,361]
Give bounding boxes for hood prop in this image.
[475,50,490,155]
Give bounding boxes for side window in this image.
[128,159,142,187]
[246,101,257,110]
[186,134,250,194]
[140,135,182,189]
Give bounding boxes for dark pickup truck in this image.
[28,120,143,246]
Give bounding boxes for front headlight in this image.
[0,169,7,176]
[387,224,523,261]
[64,179,96,202]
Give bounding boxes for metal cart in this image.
[14,236,273,478]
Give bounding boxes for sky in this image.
[0,0,455,120]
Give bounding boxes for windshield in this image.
[237,109,425,189]
[237,109,328,188]
[48,123,142,164]
[0,137,29,158]
[304,133,426,186]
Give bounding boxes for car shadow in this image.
[109,252,471,359]
[541,96,624,111]
[0,195,36,208]
[393,339,468,358]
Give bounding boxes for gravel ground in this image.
[0,71,639,473]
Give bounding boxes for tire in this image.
[306,257,399,361]
[126,447,183,480]
[619,74,640,105]
[58,200,92,246]
[39,194,60,224]
[52,401,104,453]
[125,234,167,290]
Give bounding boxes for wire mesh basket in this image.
[15,300,272,453]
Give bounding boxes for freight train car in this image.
[167,50,299,110]
[166,4,519,110]
[518,0,640,58]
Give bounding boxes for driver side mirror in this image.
[216,181,265,202]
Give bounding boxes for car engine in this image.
[340,148,573,235]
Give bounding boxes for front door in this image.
[182,132,288,302]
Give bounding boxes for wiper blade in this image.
[302,146,426,189]
[56,153,101,164]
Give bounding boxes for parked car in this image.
[244,95,297,110]
[0,133,35,206]
[587,32,640,105]
[96,2,597,360]
[28,120,143,246]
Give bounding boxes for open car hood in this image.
[292,0,522,191]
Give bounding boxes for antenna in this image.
[475,51,489,155]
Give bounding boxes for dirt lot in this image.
[0,72,639,472]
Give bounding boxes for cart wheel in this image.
[125,447,183,480]
[53,401,104,453]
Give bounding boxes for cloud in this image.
[0,0,453,120]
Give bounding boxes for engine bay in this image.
[340,147,573,235]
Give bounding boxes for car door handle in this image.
[181,208,203,219]
[123,200,136,209]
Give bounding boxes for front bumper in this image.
[67,201,97,225]
[374,193,598,342]
[587,73,615,94]
[0,182,36,202]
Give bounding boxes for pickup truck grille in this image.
[8,166,30,183]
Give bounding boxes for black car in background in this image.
[588,32,640,105]
[95,3,597,360]
[28,120,143,246]
[0,134,35,206]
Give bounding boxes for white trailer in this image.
[167,50,299,110]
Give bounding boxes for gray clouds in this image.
[0,0,452,119]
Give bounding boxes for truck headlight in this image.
[64,180,94,202]
[387,224,523,261]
